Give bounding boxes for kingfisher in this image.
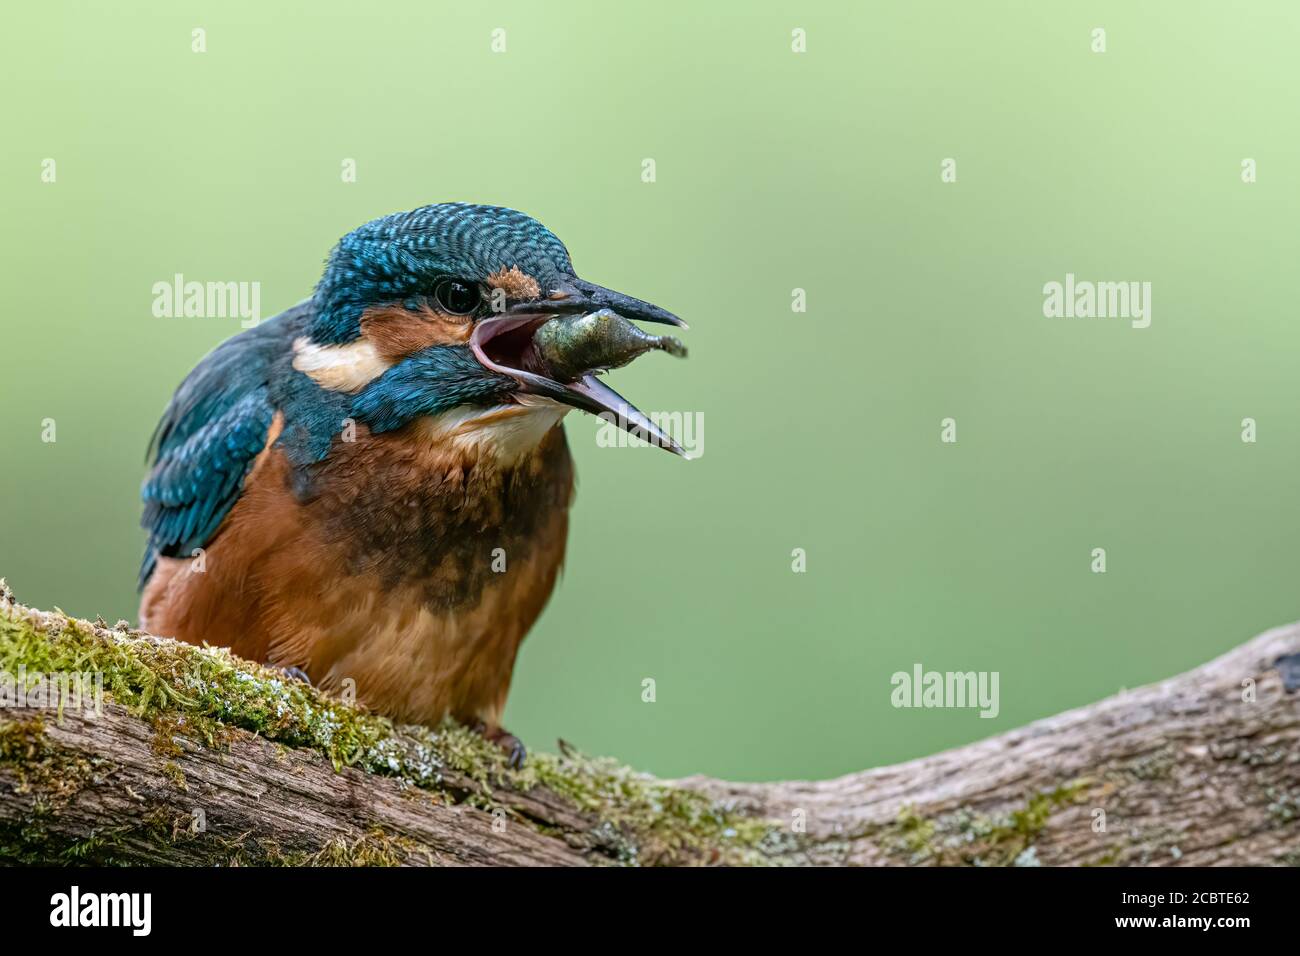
[138,203,688,765]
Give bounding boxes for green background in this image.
[3,2,1297,782]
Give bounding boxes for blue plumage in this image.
[351,346,515,434]
[311,203,574,344]
[139,314,290,585]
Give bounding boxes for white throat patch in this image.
[292,336,391,393]
[416,400,569,466]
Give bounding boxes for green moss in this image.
[0,717,125,864]
[881,780,1091,866]
[0,593,787,866]
[278,827,417,867]
[0,809,353,867]
[159,760,187,790]
[894,806,936,856]
[514,744,794,865]
[0,716,46,764]
[0,716,96,805]
[1084,847,1121,867]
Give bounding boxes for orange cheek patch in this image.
[360,303,472,362]
[487,265,541,302]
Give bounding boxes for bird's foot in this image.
[472,721,527,769]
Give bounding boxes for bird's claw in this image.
[472,721,527,768]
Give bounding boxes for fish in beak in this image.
[471,279,690,456]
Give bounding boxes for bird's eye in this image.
[433,278,480,316]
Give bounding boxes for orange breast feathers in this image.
[140,414,575,730]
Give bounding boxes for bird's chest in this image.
[305,508,571,724]
[306,411,573,602]
[283,413,575,723]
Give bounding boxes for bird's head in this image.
[301,203,688,455]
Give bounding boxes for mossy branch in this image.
[1,580,1298,866]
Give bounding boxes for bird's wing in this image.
[139,306,305,587]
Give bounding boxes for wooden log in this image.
[2,585,1297,866]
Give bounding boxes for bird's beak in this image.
[470,279,689,456]
[513,277,688,329]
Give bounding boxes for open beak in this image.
[470,279,689,456]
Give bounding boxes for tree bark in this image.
[1,592,1298,866]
